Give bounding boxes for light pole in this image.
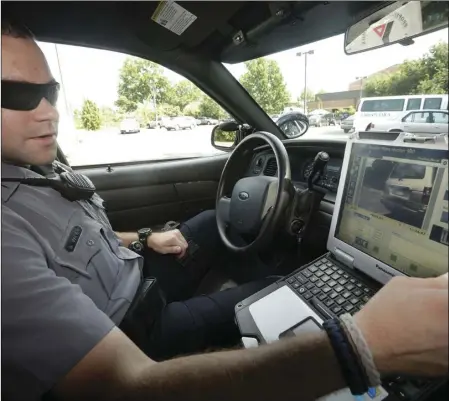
[150,86,158,125]
[54,44,70,117]
[296,49,314,114]
[356,75,367,100]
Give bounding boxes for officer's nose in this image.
[33,98,59,124]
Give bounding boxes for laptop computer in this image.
[235,132,448,401]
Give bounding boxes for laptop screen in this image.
[335,143,448,278]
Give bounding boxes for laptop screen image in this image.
[335,143,448,278]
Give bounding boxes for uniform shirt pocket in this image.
[54,214,102,281]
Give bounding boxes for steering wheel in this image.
[216,131,292,253]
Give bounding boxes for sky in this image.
[38,28,448,117]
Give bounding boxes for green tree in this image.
[158,103,182,117]
[73,108,83,130]
[80,99,101,131]
[168,81,202,111]
[198,96,227,119]
[334,106,356,119]
[215,129,236,142]
[346,105,356,115]
[115,57,172,113]
[298,89,315,105]
[364,42,448,96]
[100,106,121,128]
[135,101,155,127]
[239,58,290,115]
[183,101,202,117]
[416,42,448,94]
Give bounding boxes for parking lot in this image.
[63,124,350,167]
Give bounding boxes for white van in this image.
[354,94,448,132]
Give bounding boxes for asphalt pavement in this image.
[63,125,349,167]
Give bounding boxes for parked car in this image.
[148,116,171,129]
[309,112,336,127]
[147,120,160,129]
[197,117,218,125]
[381,162,436,214]
[164,116,197,131]
[120,118,140,134]
[367,109,449,134]
[340,115,354,133]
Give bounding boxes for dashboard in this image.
[247,144,345,200]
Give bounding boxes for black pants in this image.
[143,210,279,361]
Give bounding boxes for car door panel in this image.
[431,112,449,134]
[430,124,440,134]
[74,154,228,231]
[409,111,432,133]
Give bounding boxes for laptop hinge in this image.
[334,248,355,268]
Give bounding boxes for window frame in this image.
[431,111,449,124]
[360,98,405,112]
[42,43,232,168]
[402,112,414,123]
[423,97,443,110]
[390,163,426,180]
[406,98,422,111]
[405,111,432,124]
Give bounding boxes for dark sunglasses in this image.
[1,80,60,111]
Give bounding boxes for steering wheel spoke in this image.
[217,196,231,224]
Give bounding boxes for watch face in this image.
[138,228,152,235]
[130,241,144,253]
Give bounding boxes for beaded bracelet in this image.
[323,318,369,396]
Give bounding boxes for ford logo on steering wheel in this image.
[238,191,250,201]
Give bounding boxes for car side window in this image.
[402,113,415,123]
[37,42,230,167]
[423,97,442,110]
[432,112,448,124]
[390,163,426,180]
[406,98,421,110]
[411,112,432,123]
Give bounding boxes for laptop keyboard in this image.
[281,255,447,401]
[284,256,374,319]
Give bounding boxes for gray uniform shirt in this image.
[1,162,143,401]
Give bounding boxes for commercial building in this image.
[307,64,401,112]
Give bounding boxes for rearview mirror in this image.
[211,123,238,151]
[345,1,448,55]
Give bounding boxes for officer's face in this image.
[1,36,59,166]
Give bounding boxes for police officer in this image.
[2,21,448,401]
[1,20,277,361]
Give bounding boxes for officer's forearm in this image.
[129,331,346,401]
[115,232,138,248]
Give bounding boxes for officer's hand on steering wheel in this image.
[147,230,189,258]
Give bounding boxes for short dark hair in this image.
[1,19,35,39]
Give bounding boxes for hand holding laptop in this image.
[355,273,448,376]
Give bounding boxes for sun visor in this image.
[129,1,245,51]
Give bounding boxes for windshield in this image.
[225,28,448,139]
[37,24,447,167]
